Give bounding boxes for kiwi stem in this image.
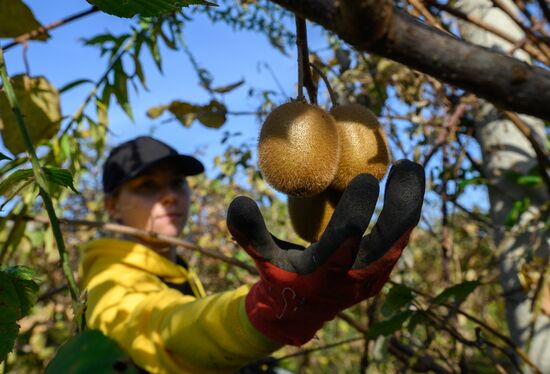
[295,16,317,104]
[309,62,339,107]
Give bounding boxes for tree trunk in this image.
[456,1,550,372]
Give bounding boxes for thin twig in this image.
[407,0,445,31]
[390,280,543,373]
[309,62,338,107]
[2,7,99,51]
[295,15,306,102]
[491,0,550,55]
[26,215,259,275]
[277,336,364,361]
[388,337,453,374]
[537,0,550,26]
[295,16,317,104]
[425,0,549,64]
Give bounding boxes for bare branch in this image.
[26,215,259,275]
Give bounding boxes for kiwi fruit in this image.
[330,104,390,191]
[258,102,340,197]
[288,188,341,243]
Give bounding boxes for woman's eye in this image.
[135,181,157,192]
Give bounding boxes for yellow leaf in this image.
[168,101,198,117]
[0,0,48,40]
[146,104,168,119]
[168,101,200,128]
[0,75,62,155]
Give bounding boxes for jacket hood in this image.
[80,238,188,287]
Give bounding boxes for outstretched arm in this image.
[227,160,425,345]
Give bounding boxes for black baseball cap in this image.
[102,136,204,193]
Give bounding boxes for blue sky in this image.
[1,0,326,172]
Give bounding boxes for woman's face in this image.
[105,163,191,239]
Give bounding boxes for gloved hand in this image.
[227,160,425,346]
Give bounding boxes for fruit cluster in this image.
[258,102,390,243]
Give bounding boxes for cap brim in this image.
[138,154,205,177]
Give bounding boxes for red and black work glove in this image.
[227,160,425,346]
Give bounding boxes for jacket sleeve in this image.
[84,261,282,374]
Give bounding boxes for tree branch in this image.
[536,0,550,29]
[2,7,99,51]
[267,0,550,121]
[26,215,259,275]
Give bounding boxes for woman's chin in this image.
[153,226,182,238]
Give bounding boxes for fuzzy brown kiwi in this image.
[258,102,340,197]
[287,188,341,243]
[330,104,390,191]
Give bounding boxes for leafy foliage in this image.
[45,330,137,374]
[87,0,216,18]
[147,99,228,128]
[381,283,414,317]
[0,0,549,373]
[432,280,480,305]
[0,0,48,40]
[0,266,40,364]
[0,75,61,155]
[367,310,415,339]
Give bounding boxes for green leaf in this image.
[211,79,245,94]
[432,280,480,305]
[505,170,543,187]
[82,33,120,46]
[458,176,485,190]
[381,284,414,317]
[0,0,48,40]
[0,272,20,364]
[3,266,40,318]
[145,35,162,72]
[407,312,427,334]
[516,175,542,187]
[367,310,414,339]
[43,166,79,194]
[0,152,12,161]
[198,100,227,128]
[0,75,62,155]
[86,0,217,18]
[58,79,94,94]
[0,168,34,196]
[113,62,134,122]
[60,134,71,162]
[505,198,530,228]
[132,54,147,89]
[45,330,138,373]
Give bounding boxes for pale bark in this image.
[456,1,550,372]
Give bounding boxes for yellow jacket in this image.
[79,238,281,373]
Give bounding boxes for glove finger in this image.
[352,159,425,269]
[227,196,279,261]
[303,173,379,273]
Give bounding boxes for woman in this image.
[79,135,425,373]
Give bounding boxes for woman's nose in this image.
[160,186,180,203]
